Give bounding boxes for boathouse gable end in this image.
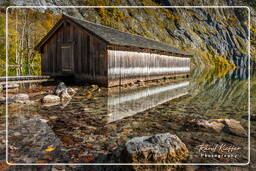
[35,15,192,87]
[36,17,109,85]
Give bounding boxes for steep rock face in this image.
[6,0,256,68]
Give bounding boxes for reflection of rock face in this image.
[8,116,67,163]
[107,81,189,123]
[228,68,255,80]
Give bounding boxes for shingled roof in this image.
[36,15,192,56]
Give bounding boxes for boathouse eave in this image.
[106,44,193,58]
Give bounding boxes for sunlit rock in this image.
[122,133,189,166]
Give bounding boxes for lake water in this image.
[1,68,255,164]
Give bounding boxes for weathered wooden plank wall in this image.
[40,21,108,85]
[107,48,190,86]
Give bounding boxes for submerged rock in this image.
[122,133,189,165]
[208,121,225,133]
[195,119,225,133]
[0,96,5,104]
[187,118,247,137]
[11,93,29,101]
[11,93,30,104]
[224,119,247,137]
[42,95,60,104]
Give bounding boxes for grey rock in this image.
[54,82,67,96]
[11,93,29,101]
[9,117,68,163]
[11,93,30,104]
[123,133,189,163]
[13,132,21,136]
[3,83,19,89]
[42,95,60,104]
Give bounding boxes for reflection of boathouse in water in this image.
[107,81,189,123]
[35,15,192,87]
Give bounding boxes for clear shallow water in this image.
[2,68,255,164]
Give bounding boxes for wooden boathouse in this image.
[35,15,192,87]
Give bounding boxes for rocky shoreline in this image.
[0,78,254,170]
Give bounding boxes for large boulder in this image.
[42,95,60,104]
[122,133,188,170]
